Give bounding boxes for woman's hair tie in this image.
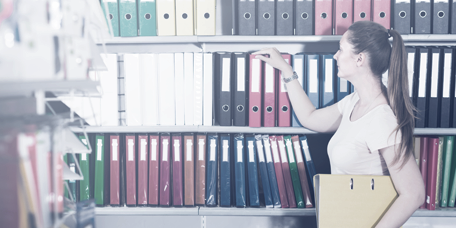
[387,29,392,38]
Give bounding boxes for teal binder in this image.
[138,0,157,36]
[119,0,138,37]
[101,0,120,37]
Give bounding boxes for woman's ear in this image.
[356,53,366,67]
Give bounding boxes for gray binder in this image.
[258,0,275,35]
[432,0,449,34]
[276,0,293,35]
[393,0,411,34]
[414,0,431,34]
[295,0,314,35]
[238,0,256,35]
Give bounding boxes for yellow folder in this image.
[314,174,398,228]
[156,0,176,36]
[195,0,216,35]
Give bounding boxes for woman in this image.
[253,21,425,228]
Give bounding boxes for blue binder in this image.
[220,134,231,207]
[246,135,260,207]
[234,134,247,207]
[206,134,218,206]
[299,135,316,187]
[292,54,305,127]
[305,54,320,109]
[255,135,273,208]
[262,135,281,207]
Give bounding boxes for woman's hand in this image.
[252,48,294,78]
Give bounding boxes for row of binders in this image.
[65,133,317,208]
[415,136,456,210]
[100,0,456,37]
[120,52,354,127]
[407,47,456,128]
[100,0,216,36]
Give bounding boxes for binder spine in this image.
[234,134,247,207]
[246,135,260,207]
[206,134,219,206]
[220,134,232,207]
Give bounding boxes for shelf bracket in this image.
[201,216,206,228]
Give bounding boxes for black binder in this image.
[428,48,441,128]
[452,1,456,34]
[441,48,454,128]
[432,0,450,34]
[258,0,275,35]
[295,0,314,35]
[238,0,256,35]
[233,53,249,126]
[276,0,293,35]
[416,47,430,128]
[415,0,431,34]
[215,52,233,126]
[393,0,411,34]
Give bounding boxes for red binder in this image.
[291,135,313,208]
[263,57,276,127]
[184,134,195,206]
[195,134,207,205]
[125,134,136,206]
[335,0,353,35]
[249,54,263,127]
[137,134,149,205]
[353,0,371,22]
[419,137,429,209]
[426,137,440,210]
[372,0,391,29]
[315,0,333,35]
[277,135,297,207]
[148,134,160,205]
[269,136,289,208]
[172,134,183,206]
[110,135,120,205]
[278,54,292,127]
[159,134,171,206]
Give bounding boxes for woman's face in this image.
[333,32,359,79]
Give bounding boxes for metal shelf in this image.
[95,207,199,216]
[0,80,101,98]
[198,207,316,217]
[70,126,318,134]
[414,128,456,135]
[94,207,456,217]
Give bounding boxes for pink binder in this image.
[110,135,120,205]
[148,134,160,205]
[278,54,292,127]
[159,134,171,206]
[125,134,137,206]
[277,135,297,208]
[315,0,333,35]
[426,137,440,210]
[263,55,276,127]
[249,54,263,127]
[372,0,391,29]
[335,0,353,35]
[172,134,183,206]
[137,134,149,205]
[353,0,372,22]
[269,136,289,208]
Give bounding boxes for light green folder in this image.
[119,0,138,37]
[101,0,120,37]
[138,0,157,36]
[94,134,105,206]
[284,135,305,208]
[441,136,454,207]
[79,135,91,201]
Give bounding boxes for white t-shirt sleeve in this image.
[365,109,402,152]
[337,92,356,114]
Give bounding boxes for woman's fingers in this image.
[254,54,269,62]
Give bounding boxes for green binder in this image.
[94,134,105,205]
[79,135,91,201]
[448,137,456,207]
[101,0,120,37]
[119,0,138,37]
[441,136,454,207]
[138,0,157,36]
[284,136,305,208]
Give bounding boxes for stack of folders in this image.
[66,133,318,208]
[100,0,216,37]
[407,47,456,128]
[415,136,456,210]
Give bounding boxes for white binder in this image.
[158,53,176,125]
[194,53,203,126]
[203,52,213,126]
[140,54,159,126]
[124,54,142,126]
[184,53,195,125]
[100,54,119,126]
[175,53,185,125]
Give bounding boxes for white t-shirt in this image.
[327,92,401,175]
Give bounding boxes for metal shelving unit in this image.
[0,80,101,98]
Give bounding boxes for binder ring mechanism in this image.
[252,106,259,113]
[349,178,376,190]
[244,12,251,20]
[379,12,386,19]
[237,105,244,112]
[204,13,210,19]
[320,13,327,19]
[145,13,151,20]
[341,12,348,19]
[419,10,427,19]
[437,11,445,19]
[301,12,309,20]
[359,12,366,19]
[266,106,273,113]
[164,13,170,19]
[399,11,406,19]
[263,12,271,20]
[125,13,132,20]
[282,13,289,20]
[222,105,230,112]
[281,105,288,112]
